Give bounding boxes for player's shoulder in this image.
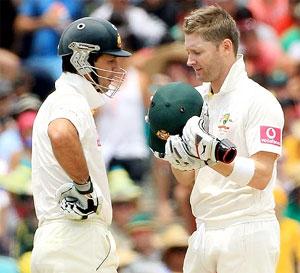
[242,78,283,112]
[52,87,87,106]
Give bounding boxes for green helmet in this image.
[58,17,131,97]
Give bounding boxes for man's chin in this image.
[195,73,204,81]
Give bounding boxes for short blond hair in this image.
[183,5,240,55]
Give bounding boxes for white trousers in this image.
[183,220,280,273]
[31,219,118,273]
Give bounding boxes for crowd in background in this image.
[0,0,300,272]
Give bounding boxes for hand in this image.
[200,101,209,132]
[182,116,219,162]
[182,116,237,164]
[164,135,207,171]
[56,179,102,220]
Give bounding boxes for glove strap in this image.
[74,176,93,194]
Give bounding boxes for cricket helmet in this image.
[58,17,131,97]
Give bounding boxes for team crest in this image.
[218,113,232,130]
[156,130,170,141]
[117,33,122,49]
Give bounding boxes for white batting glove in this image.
[200,101,209,132]
[56,179,102,220]
[182,116,219,163]
[164,135,207,171]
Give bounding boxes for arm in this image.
[14,15,47,33]
[171,167,196,187]
[152,157,174,223]
[14,5,62,33]
[48,118,89,184]
[174,183,196,234]
[172,167,197,234]
[212,151,278,190]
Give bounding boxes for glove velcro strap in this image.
[74,178,93,194]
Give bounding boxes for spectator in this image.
[109,168,142,249]
[238,15,284,81]
[274,185,300,273]
[122,212,167,273]
[247,0,293,35]
[0,79,23,172]
[281,2,300,62]
[14,0,84,81]
[0,0,17,50]
[95,54,151,183]
[160,223,189,273]
[0,256,19,273]
[284,186,300,222]
[90,0,168,49]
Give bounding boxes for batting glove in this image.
[56,177,102,220]
[182,116,219,163]
[164,135,208,171]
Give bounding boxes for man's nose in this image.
[187,55,196,67]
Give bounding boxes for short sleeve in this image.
[245,93,284,156]
[18,0,37,16]
[48,95,90,140]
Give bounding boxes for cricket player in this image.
[30,17,131,273]
[151,6,284,273]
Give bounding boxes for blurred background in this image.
[0,0,300,272]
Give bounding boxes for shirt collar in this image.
[55,72,107,109]
[219,54,247,94]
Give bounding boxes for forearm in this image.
[14,15,46,33]
[48,119,89,184]
[211,152,277,190]
[152,157,171,203]
[171,166,196,187]
[174,183,196,234]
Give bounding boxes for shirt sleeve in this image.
[48,95,90,141]
[245,92,284,156]
[18,0,37,16]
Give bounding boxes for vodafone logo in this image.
[260,126,281,146]
[266,128,276,139]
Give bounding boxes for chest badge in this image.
[218,113,233,132]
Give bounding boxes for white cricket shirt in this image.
[31,72,113,225]
[192,55,284,228]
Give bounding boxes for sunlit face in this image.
[185,33,225,83]
[93,54,121,89]
[112,200,137,226]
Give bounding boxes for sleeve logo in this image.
[260,126,281,146]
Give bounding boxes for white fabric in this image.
[96,67,149,165]
[31,219,118,273]
[227,156,255,187]
[191,55,284,228]
[184,220,279,273]
[90,3,166,46]
[31,72,112,225]
[0,189,10,208]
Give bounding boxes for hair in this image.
[62,55,77,73]
[183,5,240,56]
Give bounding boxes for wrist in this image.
[226,157,255,187]
[73,176,93,194]
[205,159,216,167]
